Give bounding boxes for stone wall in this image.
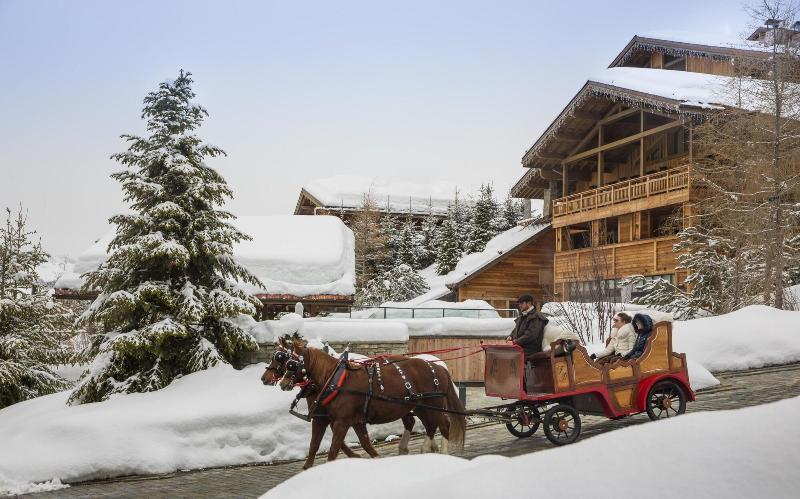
[238,340,408,366]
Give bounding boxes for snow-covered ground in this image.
[0,364,412,495]
[2,305,798,493]
[263,395,800,499]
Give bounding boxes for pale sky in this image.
[0,0,751,257]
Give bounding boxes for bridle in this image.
[281,349,309,387]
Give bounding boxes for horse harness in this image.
[285,351,449,422]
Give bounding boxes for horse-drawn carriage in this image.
[264,318,694,467]
[479,319,694,445]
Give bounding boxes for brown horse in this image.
[280,339,466,462]
[261,339,416,468]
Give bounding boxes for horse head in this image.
[262,336,293,386]
[278,336,309,391]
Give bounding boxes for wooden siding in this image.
[554,234,679,283]
[456,230,555,307]
[686,56,735,76]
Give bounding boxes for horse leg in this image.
[398,414,415,455]
[437,413,451,454]
[353,423,379,458]
[415,410,438,454]
[303,417,328,469]
[327,419,350,461]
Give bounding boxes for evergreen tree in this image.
[500,196,523,230]
[0,206,74,408]
[418,206,439,269]
[394,218,424,269]
[379,211,399,266]
[465,183,501,253]
[356,264,429,305]
[69,71,262,404]
[450,189,473,252]
[435,212,462,275]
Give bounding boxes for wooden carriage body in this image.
[483,321,694,418]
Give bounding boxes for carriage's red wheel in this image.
[543,404,581,445]
[646,380,687,421]
[505,405,541,438]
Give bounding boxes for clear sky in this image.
[0,0,752,257]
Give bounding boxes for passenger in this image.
[590,312,634,364]
[622,313,654,360]
[507,294,549,361]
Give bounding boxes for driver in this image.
[506,294,549,360]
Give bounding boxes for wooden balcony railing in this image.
[552,164,690,219]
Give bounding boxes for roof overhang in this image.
[609,35,768,68]
[520,80,714,169]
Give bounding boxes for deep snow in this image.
[263,395,800,499]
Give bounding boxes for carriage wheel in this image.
[543,404,581,446]
[505,405,541,438]
[646,380,687,421]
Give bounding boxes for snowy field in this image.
[263,395,800,499]
[1,305,798,494]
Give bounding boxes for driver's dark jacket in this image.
[511,310,549,355]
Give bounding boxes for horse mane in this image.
[303,346,339,382]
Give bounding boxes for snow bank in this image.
[0,364,416,494]
[302,175,466,216]
[350,299,502,319]
[236,313,409,343]
[54,215,356,298]
[673,305,800,371]
[263,395,800,499]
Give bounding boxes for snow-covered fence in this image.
[348,306,518,319]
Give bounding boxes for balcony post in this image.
[640,110,645,177]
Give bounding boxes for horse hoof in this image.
[398,447,409,455]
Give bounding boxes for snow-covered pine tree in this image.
[394,218,425,269]
[418,205,439,269]
[500,196,523,229]
[356,264,430,305]
[379,211,399,265]
[450,189,473,252]
[465,183,500,254]
[0,206,74,408]
[69,71,262,405]
[435,209,462,275]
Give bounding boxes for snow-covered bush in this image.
[356,264,430,306]
[69,71,262,404]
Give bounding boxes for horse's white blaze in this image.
[398,430,411,455]
[440,437,449,454]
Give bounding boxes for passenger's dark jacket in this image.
[623,313,654,360]
[511,309,549,355]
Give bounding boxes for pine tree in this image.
[0,207,74,408]
[465,183,501,254]
[356,264,430,305]
[69,71,262,405]
[435,213,462,275]
[394,218,425,269]
[450,189,473,252]
[500,196,523,230]
[418,206,439,269]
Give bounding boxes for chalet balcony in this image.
[551,164,690,227]
[554,234,680,284]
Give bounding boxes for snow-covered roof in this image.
[54,215,355,298]
[298,175,467,216]
[443,222,551,288]
[609,32,770,68]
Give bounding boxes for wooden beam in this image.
[572,110,605,121]
[640,111,645,177]
[567,105,634,159]
[598,107,640,126]
[563,119,684,165]
[554,132,584,141]
[562,164,568,197]
[597,126,604,188]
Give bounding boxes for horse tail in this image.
[444,380,466,452]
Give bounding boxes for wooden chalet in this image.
[444,222,554,309]
[511,32,776,301]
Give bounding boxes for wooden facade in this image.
[509,34,767,301]
[448,226,555,309]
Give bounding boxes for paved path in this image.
[25,363,800,499]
